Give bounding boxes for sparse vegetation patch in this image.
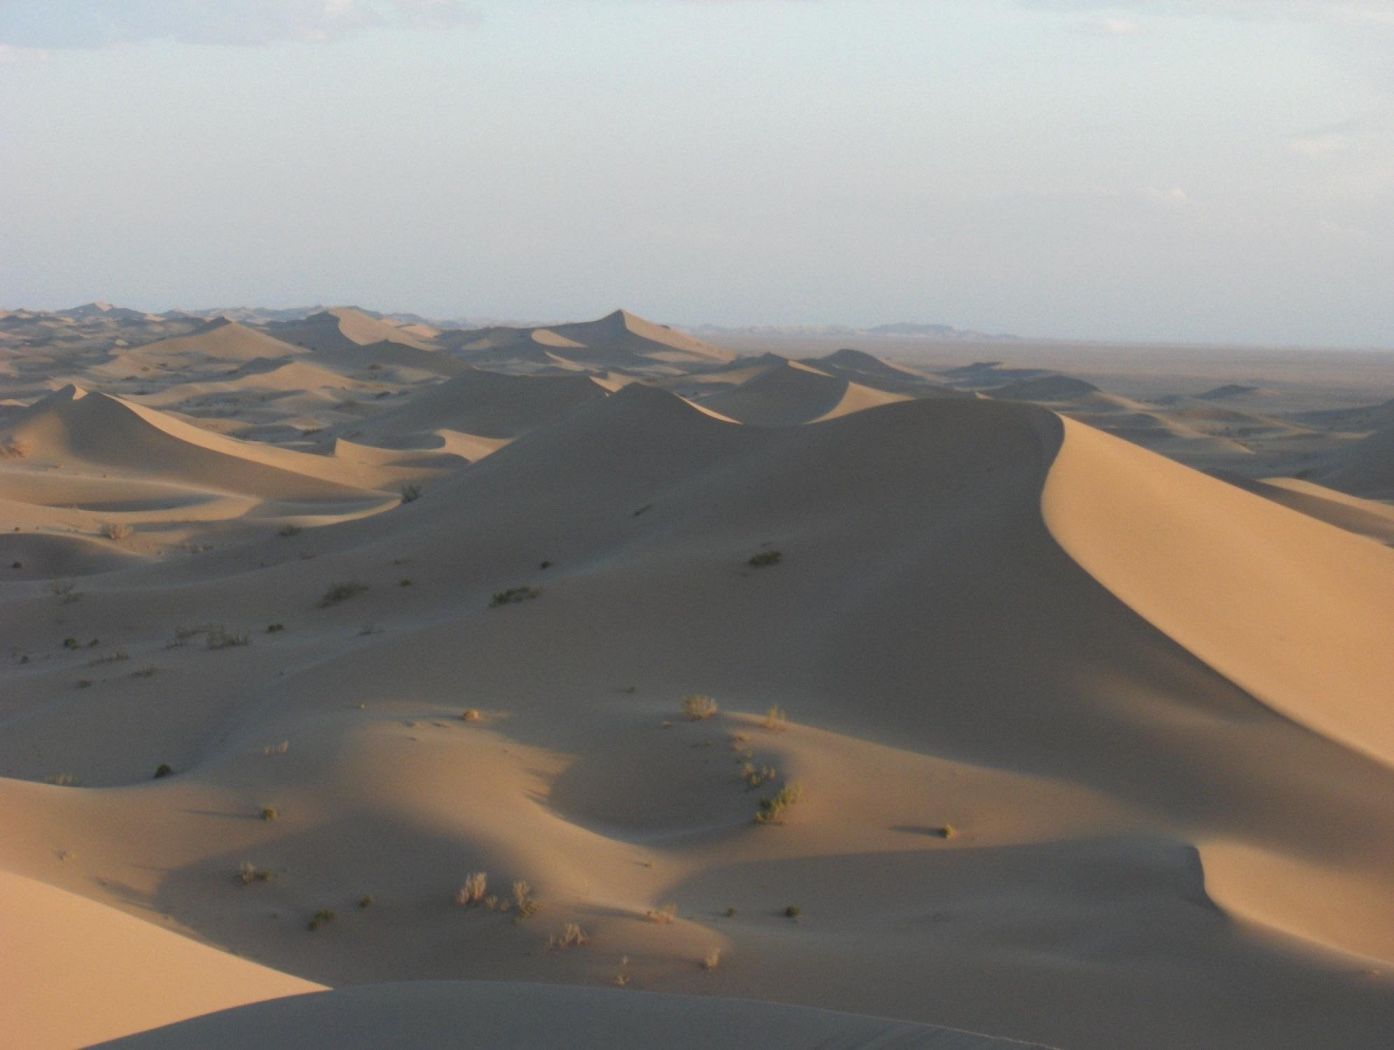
[319,581,369,607]
[748,550,782,568]
[755,782,804,825]
[681,694,719,721]
[490,586,541,608]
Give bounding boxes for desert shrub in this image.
[681,694,718,721]
[762,705,789,731]
[400,483,422,503]
[307,909,336,931]
[645,902,677,925]
[457,872,488,906]
[129,665,158,678]
[755,782,803,826]
[359,895,374,909]
[62,637,79,650]
[88,649,129,666]
[206,626,249,649]
[260,806,278,822]
[76,679,92,689]
[266,623,285,633]
[318,581,368,607]
[278,524,302,538]
[50,580,80,603]
[153,763,173,779]
[703,947,722,970]
[512,880,538,920]
[238,862,274,885]
[47,773,76,786]
[489,586,541,608]
[935,824,956,840]
[461,708,481,722]
[614,955,631,987]
[748,550,782,568]
[549,922,589,949]
[741,761,778,789]
[263,740,290,756]
[100,522,132,541]
[784,904,801,919]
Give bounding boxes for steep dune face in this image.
[0,869,320,1050]
[3,386,386,500]
[1042,417,1394,768]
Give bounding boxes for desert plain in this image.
[3,302,1394,1048]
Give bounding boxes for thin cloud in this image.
[0,0,479,49]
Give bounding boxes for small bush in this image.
[88,649,129,666]
[278,524,302,537]
[762,705,789,731]
[266,623,285,634]
[703,947,722,970]
[615,955,631,987]
[260,806,278,822]
[461,708,481,722]
[549,922,589,950]
[741,761,778,789]
[512,880,538,920]
[681,694,718,721]
[153,763,173,779]
[206,626,249,650]
[457,872,488,906]
[238,861,274,885]
[400,483,422,503]
[47,773,76,786]
[358,895,374,909]
[307,909,336,931]
[129,665,158,678]
[748,550,782,568]
[490,586,541,608]
[755,782,804,826]
[318,581,368,607]
[645,902,677,925]
[50,580,80,603]
[784,904,801,919]
[263,740,290,756]
[62,637,79,650]
[76,679,92,689]
[101,522,132,541]
[935,824,956,840]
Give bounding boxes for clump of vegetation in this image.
[645,902,678,925]
[703,947,722,970]
[681,694,718,721]
[50,580,79,603]
[153,763,173,779]
[238,861,274,885]
[88,649,129,666]
[755,782,804,826]
[740,760,778,790]
[614,955,631,987]
[266,623,285,634]
[358,895,374,909]
[461,708,482,723]
[748,550,782,568]
[260,806,278,822]
[400,483,422,503]
[762,705,789,731]
[263,740,290,756]
[206,626,249,649]
[549,922,589,950]
[100,521,132,541]
[512,879,538,920]
[47,773,76,786]
[129,665,158,678]
[784,904,801,919]
[539,560,552,570]
[399,578,412,587]
[319,581,368,607]
[278,524,303,538]
[457,872,488,906]
[489,586,541,608]
[934,824,956,840]
[62,637,79,650]
[307,909,336,931]
[76,679,92,689]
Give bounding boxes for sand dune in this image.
[0,868,320,1050]
[100,982,1049,1049]
[699,358,908,425]
[268,307,437,353]
[4,308,1394,1050]
[1312,422,1394,498]
[105,317,306,372]
[445,310,733,370]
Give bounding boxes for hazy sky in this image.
[2,0,1392,346]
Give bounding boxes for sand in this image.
[3,306,1394,1049]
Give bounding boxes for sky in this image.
[1,0,1392,346]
